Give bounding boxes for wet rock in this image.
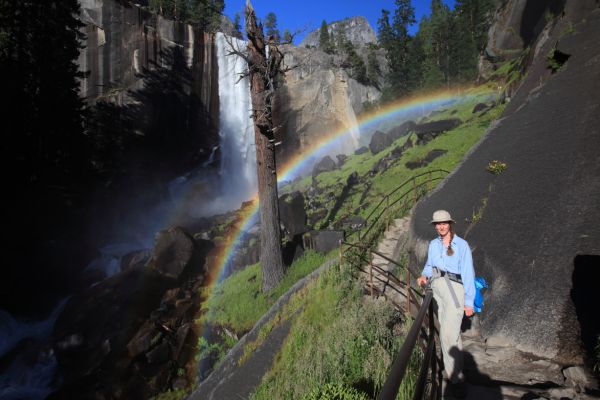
[336,154,347,167]
[369,130,393,154]
[53,266,171,381]
[146,227,195,280]
[121,249,151,272]
[414,118,461,137]
[278,191,308,240]
[388,120,416,140]
[354,146,368,155]
[472,102,491,113]
[303,230,344,254]
[312,155,337,178]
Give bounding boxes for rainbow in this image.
[202,86,492,303]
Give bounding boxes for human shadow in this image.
[442,346,502,399]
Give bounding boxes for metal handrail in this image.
[378,289,436,400]
[350,170,448,241]
[341,241,423,300]
[336,171,449,399]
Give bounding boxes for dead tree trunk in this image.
[245,1,284,292]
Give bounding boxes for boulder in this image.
[334,216,366,231]
[53,266,172,382]
[354,146,369,155]
[472,103,490,113]
[336,154,347,167]
[405,149,447,170]
[369,130,393,154]
[146,227,202,280]
[413,119,461,136]
[278,191,308,240]
[303,230,345,254]
[388,120,416,140]
[312,155,337,178]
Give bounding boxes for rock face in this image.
[485,0,576,60]
[78,0,220,156]
[275,44,381,164]
[409,6,600,367]
[52,229,213,399]
[299,16,377,49]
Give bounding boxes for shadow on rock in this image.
[445,347,502,399]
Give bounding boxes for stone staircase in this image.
[363,217,419,314]
[361,217,599,399]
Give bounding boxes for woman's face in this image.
[435,222,451,237]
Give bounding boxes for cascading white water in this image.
[0,299,68,400]
[215,32,257,206]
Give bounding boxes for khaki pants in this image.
[431,277,465,383]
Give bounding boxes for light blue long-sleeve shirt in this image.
[421,234,476,308]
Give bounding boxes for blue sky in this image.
[224,0,456,44]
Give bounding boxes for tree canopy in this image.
[378,0,495,99]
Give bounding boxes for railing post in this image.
[429,300,438,399]
[406,268,411,314]
[428,170,432,190]
[412,176,417,204]
[339,239,344,270]
[369,252,374,298]
[385,195,390,232]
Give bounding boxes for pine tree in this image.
[283,29,292,43]
[233,12,242,35]
[245,1,285,292]
[318,20,334,53]
[377,0,415,99]
[188,0,224,31]
[264,12,281,43]
[366,47,381,88]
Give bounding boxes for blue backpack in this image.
[474,277,488,313]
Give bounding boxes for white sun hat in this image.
[430,209,455,224]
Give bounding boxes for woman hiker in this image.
[417,210,475,398]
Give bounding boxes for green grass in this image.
[199,250,327,334]
[284,86,506,232]
[250,265,411,400]
[194,83,506,399]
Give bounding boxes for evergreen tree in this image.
[318,20,334,53]
[283,28,293,43]
[366,47,381,88]
[244,1,285,292]
[233,12,242,35]
[405,27,426,90]
[377,1,415,99]
[187,0,224,31]
[264,12,281,42]
[1,0,89,306]
[340,38,367,84]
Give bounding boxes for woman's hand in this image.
[464,306,474,317]
[416,276,428,287]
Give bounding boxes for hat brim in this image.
[430,219,455,224]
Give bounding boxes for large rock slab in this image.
[409,9,600,363]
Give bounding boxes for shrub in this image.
[486,160,507,175]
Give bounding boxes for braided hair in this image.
[447,224,455,256]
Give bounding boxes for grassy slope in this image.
[190,83,506,400]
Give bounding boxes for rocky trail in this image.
[369,217,599,399]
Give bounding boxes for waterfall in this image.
[214,32,257,208]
